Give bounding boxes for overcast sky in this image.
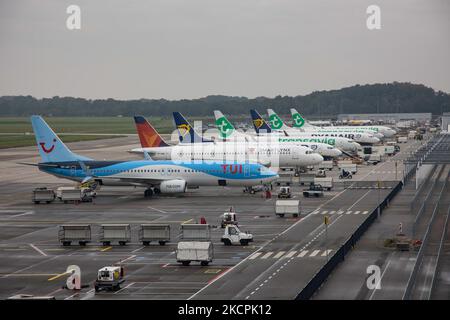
[0,0,449,100]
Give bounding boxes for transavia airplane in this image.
[249,109,342,159]
[129,114,324,167]
[213,110,360,153]
[289,108,396,138]
[26,116,279,198]
[266,109,380,145]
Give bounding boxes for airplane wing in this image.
[95,175,171,187]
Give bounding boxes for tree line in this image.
[1,82,449,118]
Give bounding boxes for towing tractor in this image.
[277,186,292,199]
[94,266,125,293]
[302,184,324,198]
[221,225,253,246]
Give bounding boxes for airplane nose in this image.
[314,154,324,164]
[334,149,343,157]
[352,142,362,150]
[372,137,380,144]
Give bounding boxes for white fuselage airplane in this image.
[267,109,381,145]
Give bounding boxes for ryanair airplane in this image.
[27,116,278,198]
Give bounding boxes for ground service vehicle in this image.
[176,241,214,266]
[314,177,333,190]
[180,224,211,241]
[221,225,253,246]
[298,173,316,186]
[303,184,324,197]
[32,188,55,204]
[58,224,91,246]
[278,186,292,198]
[100,224,131,246]
[275,200,300,218]
[339,169,353,179]
[317,161,334,171]
[139,224,170,245]
[94,266,125,292]
[316,169,326,177]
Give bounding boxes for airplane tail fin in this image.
[290,108,316,129]
[213,110,238,139]
[30,115,92,163]
[133,115,170,148]
[266,109,290,131]
[250,109,272,134]
[172,112,213,144]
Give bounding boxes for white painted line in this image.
[298,250,309,258]
[321,211,328,215]
[345,211,352,215]
[354,211,360,215]
[29,244,47,257]
[147,206,167,214]
[310,250,320,257]
[273,251,285,259]
[261,252,273,259]
[312,211,319,215]
[284,251,297,258]
[369,260,392,300]
[249,252,262,260]
[321,250,333,257]
[11,211,34,218]
[131,246,144,253]
[362,211,369,215]
[329,211,336,215]
[337,210,344,215]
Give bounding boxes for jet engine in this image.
[159,180,187,193]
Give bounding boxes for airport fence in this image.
[402,167,449,300]
[295,180,404,300]
[411,165,444,237]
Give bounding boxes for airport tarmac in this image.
[0,136,431,299]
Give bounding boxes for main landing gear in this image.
[144,187,161,198]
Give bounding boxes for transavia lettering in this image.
[278,137,336,146]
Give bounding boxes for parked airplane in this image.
[130,115,323,168]
[267,109,380,145]
[28,116,278,198]
[289,108,396,138]
[249,109,342,159]
[213,110,359,153]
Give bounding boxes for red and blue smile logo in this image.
[39,138,56,153]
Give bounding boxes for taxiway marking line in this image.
[321,250,333,257]
[298,250,309,258]
[273,251,285,259]
[310,250,320,257]
[261,252,273,259]
[48,272,70,281]
[147,206,167,214]
[100,246,112,252]
[249,252,262,260]
[284,251,297,258]
[11,211,34,218]
[369,260,392,300]
[29,244,47,256]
